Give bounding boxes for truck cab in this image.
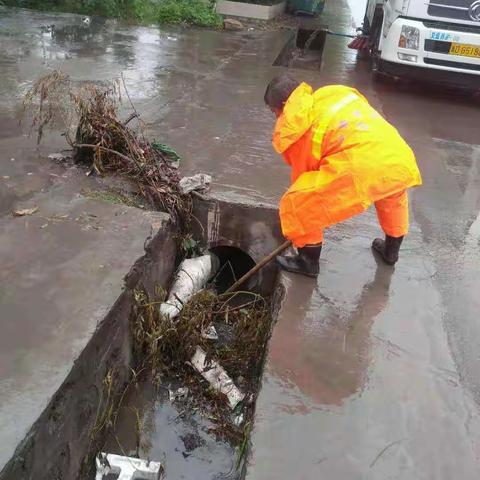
[364,0,480,86]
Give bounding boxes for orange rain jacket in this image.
[274,83,422,247]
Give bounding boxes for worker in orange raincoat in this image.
[264,75,422,277]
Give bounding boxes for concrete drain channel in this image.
[1,197,283,480]
[273,27,327,70]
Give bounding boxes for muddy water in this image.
[103,380,238,480]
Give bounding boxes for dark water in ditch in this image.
[100,287,273,480]
[103,380,238,480]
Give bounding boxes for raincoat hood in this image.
[272,83,354,154]
[272,83,315,154]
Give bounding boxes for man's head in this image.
[264,75,301,117]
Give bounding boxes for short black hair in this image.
[264,75,301,110]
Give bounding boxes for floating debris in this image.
[131,286,271,442]
[48,152,71,162]
[169,386,189,403]
[95,452,162,480]
[233,412,245,427]
[191,346,245,410]
[13,206,38,216]
[201,324,219,341]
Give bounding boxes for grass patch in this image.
[82,188,145,209]
[3,0,223,28]
[155,0,223,28]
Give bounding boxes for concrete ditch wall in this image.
[0,214,177,480]
[192,197,284,295]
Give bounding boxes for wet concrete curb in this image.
[0,210,176,480]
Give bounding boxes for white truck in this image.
[362,0,480,86]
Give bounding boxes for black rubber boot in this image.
[276,244,322,277]
[372,235,404,265]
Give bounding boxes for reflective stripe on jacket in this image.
[273,83,422,246]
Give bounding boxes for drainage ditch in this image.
[273,27,327,70]
[0,196,283,480]
[89,198,283,480]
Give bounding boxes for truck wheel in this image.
[370,7,385,80]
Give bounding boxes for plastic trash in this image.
[178,174,212,195]
[201,325,219,340]
[95,453,162,480]
[191,347,245,410]
[233,412,245,427]
[169,386,189,403]
[48,152,71,162]
[159,254,219,319]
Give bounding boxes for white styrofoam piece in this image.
[95,453,161,480]
[160,254,218,319]
[191,347,245,410]
[169,386,189,403]
[201,324,219,340]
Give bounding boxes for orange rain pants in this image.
[273,83,422,248]
[294,189,409,246]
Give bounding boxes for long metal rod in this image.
[225,240,292,294]
[326,29,356,39]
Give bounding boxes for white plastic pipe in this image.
[160,254,219,319]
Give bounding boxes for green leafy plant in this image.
[155,0,223,28]
[3,0,223,28]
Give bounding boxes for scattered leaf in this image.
[13,206,39,217]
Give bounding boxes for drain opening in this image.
[273,27,327,70]
[296,28,327,50]
[209,246,256,293]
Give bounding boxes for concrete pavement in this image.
[1,2,480,478]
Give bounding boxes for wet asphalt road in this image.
[1,1,480,477]
[248,1,480,478]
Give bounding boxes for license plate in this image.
[449,43,480,58]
